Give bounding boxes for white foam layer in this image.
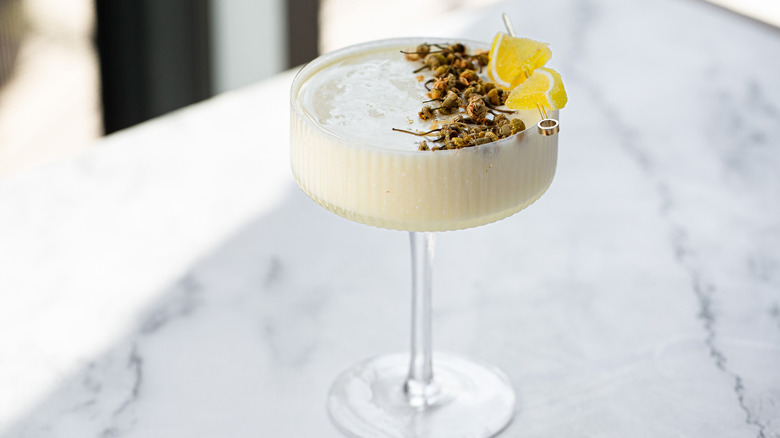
[299,49,432,151]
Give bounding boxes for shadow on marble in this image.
[1,187,412,438]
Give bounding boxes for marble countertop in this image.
[1,0,779,436]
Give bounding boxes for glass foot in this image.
[327,353,516,438]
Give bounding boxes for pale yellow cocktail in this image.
[290,38,558,232]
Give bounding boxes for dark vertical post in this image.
[0,0,24,88]
[95,0,212,134]
[286,0,320,67]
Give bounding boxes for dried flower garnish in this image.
[395,42,525,151]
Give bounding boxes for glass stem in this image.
[405,231,439,407]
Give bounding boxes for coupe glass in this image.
[290,38,559,438]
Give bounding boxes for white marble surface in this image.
[1,0,780,436]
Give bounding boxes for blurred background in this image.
[0,0,777,178]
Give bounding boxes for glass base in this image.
[327,353,516,438]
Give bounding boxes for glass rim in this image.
[289,37,557,155]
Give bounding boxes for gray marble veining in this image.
[1,0,779,436]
